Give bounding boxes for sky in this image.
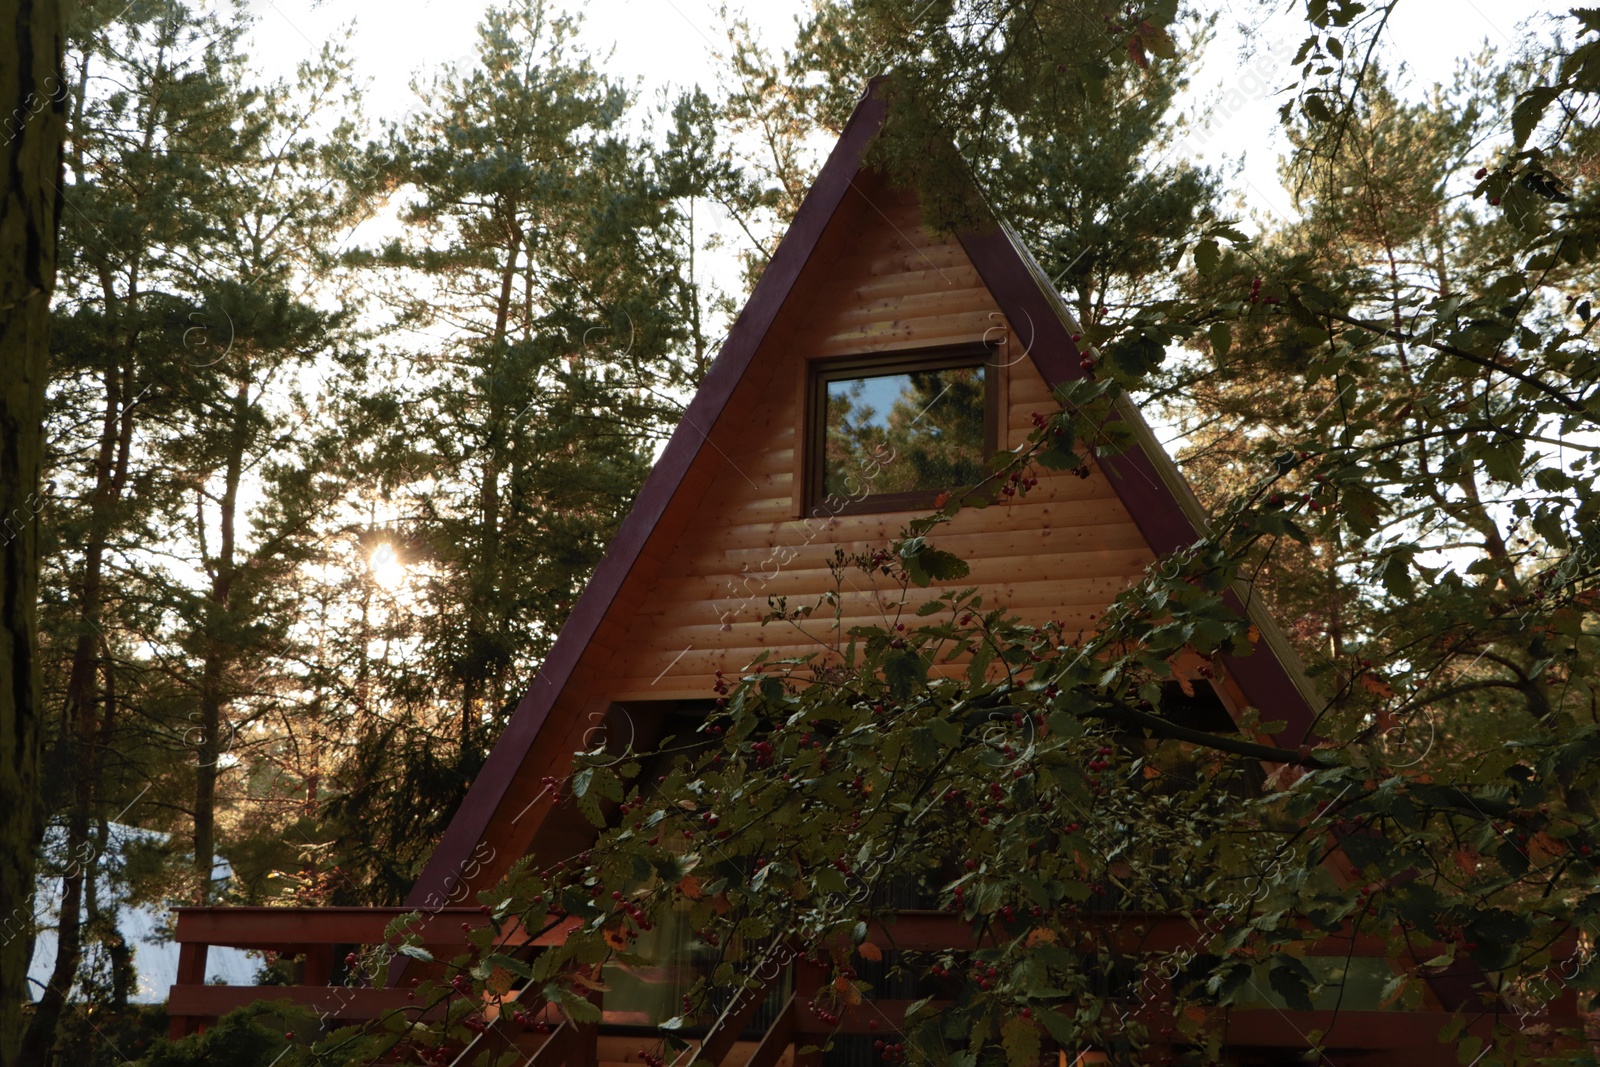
[234,0,1576,472]
[242,0,1574,231]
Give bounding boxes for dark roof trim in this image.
[957,222,1322,745]
[404,82,890,910]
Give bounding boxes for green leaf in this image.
[1001,1016,1041,1067]
[556,988,602,1024]
[928,715,962,750]
[1534,467,1572,491]
[920,548,970,584]
[486,952,534,980]
[1035,1007,1077,1045]
[1267,958,1316,1011]
[1194,238,1221,275]
[1380,551,1414,598]
[815,867,849,895]
[396,943,434,962]
[1107,332,1166,377]
[967,640,996,686]
[572,765,622,826]
[884,650,927,701]
[1208,320,1231,359]
[1512,86,1559,149]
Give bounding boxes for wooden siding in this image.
[461,173,1169,887]
[600,179,1155,701]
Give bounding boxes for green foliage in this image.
[30,3,1600,1066]
[25,0,754,1054]
[316,0,734,894]
[311,12,1600,1065]
[133,1002,318,1067]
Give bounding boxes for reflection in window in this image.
[821,363,988,504]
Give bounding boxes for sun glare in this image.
[369,543,406,590]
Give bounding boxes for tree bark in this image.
[193,376,249,902]
[24,330,134,1064]
[0,2,65,1065]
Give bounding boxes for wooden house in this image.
[165,80,1584,1066]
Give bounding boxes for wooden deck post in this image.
[1136,967,1172,1066]
[745,994,797,1067]
[302,944,334,986]
[168,942,210,1039]
[571,969,602,1067]
[793,957,826,1067]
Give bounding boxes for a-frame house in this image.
[165,80,1586,1066]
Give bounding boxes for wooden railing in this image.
[165,906,577,1040]
[166,906,1589,1065]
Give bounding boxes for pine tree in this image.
[0,1,66,1062]
[26,1,370,1053]
[26,3,244,1051]
[318,0,722,896]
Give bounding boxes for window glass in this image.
[821,363,987,502]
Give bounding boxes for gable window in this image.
[806,345,999,515]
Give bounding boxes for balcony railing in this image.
[166,906,1590,1065]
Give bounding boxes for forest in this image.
[3,0,1600,1065]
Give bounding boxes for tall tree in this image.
[26,2,370,1055]
[312,0,726,899]
[28,10,253,1051]
[157,40,367,903]
[0,3,65,1064]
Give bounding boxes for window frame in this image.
[802,342,1001,517]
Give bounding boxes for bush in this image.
[133,1001,319,1067]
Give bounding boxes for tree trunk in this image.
[21,805,86,1066]
[193,377,248,901]
[193,652,221,899]
[464,213,521,749]
[21,636,118,1064]
[23,343,134,1063]
[0,2,66,1065]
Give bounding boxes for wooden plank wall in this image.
[604,177,1155,701]
[465,172,1165,885]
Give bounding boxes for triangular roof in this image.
[405,79,1323,911]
